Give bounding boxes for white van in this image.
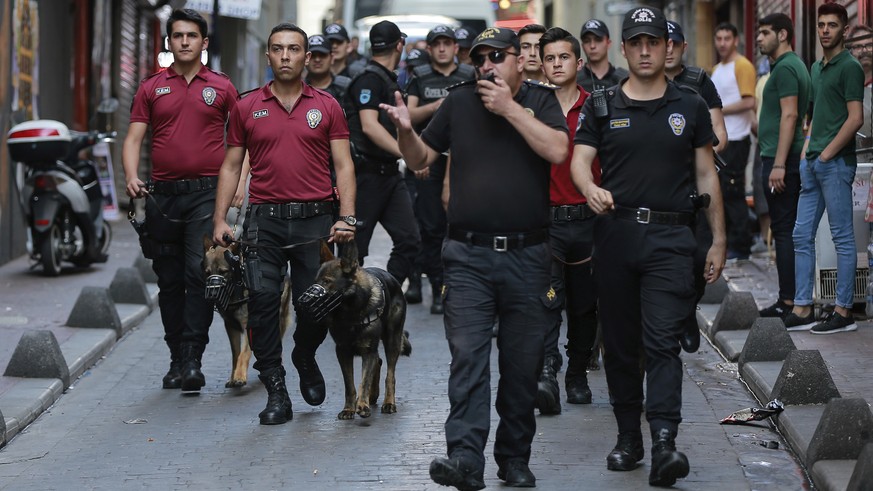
[379,0,495,33]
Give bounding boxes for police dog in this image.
[306,241,411,420]
[201,235,291,388]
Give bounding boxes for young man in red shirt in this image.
[123,9,238,393]
[213,24,356,424]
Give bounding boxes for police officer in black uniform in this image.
[665,20,728,352]
[404,25,476,314]
[571,7,725,487]
[382,27,569,490]
[346,21,421,288]
[576,19,629,93]
[306,34,352,113]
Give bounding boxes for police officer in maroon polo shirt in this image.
[123,9,238,393]
[213,23,356,425]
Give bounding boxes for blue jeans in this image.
[793,156,857,308]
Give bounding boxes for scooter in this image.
[8,112,116,276]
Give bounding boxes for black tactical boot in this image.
[405,273,423,304]
[291,347,326,406]
[430,281,444,315]
[535,355,561,415]
[565,355,592,404]
[606,431,644,471]
[649,428,689,487]
[162,344,183,389]
[258,367,293,425]
[179,343,206,392]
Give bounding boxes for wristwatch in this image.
[340,215,357,226]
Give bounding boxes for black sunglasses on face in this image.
[471,50,518,67]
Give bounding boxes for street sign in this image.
[185,0,262,20]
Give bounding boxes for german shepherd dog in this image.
[304,241,411,420]
[202,235,291,388]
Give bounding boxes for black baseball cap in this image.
[324,23,349,43]
[406,48,430,68]
[455,27,476,49]
[309,34,331,54]
[427,25,456,44]
[581,19,609,39]
[471,27,520,52]
[666,21,685,42]
[370,20,407,50]
[622,6,668,41]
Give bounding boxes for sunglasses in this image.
[471,50,519,68]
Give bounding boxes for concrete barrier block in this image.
[700,276,730,304]
[133,254,158,283]
[66,286,122,336]
[738,318,797,370]
[848,442,873,491]
[3,330,71,388]
[110,267,151,305]
[710,290,759,335]
[807,398,873,466]
[771,350,841,406]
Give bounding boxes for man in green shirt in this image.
[755,13,810,321]
[785,3,865,334]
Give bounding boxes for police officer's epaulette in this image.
[523,79,558,90]
[447,79,477,91]
[412,64,434,78]
[676,65,706,89]
[206,67,231,79]
[140,71,164,84]
[237,87,260,100]
[333,75,352,90]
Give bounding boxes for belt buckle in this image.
[493,236,508,252]
[636,207,651,224]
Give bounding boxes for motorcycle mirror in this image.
[97,98,119,114]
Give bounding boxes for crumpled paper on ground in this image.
[719,399,784,425]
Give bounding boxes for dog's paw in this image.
[338,409,356,420]
[356,404,372,418]
[381,403,397,414]
[225,379,247,388]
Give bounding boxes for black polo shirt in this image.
[574,80,713,213]
[673,66,723,110]
[421,81,568,233]
[577,63,629,93]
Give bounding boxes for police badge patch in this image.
[668,113,686,136]
[202,87,216,106]
[360,89,371,104]
[306,109,323,129]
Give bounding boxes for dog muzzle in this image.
[297,284,343,322]
[205,274,237,311]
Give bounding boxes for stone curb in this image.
[699,280,873,491]
[0,259,158,448]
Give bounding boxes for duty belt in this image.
[357,158,400,176]
[613,206,694,226]
[149,176,218,195]
[447,227,548,252]
[253,201,333,219]
[551,204,596,222]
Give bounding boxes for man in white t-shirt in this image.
[712,22,757,260]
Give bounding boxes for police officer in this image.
[665,19,728,352]
[571,7,725,487]
[398,47,429,91]
[346,21,421,288]
[305,34,352,113]
[123,9,238,392]
[212,23,356,425]
[382,27,569,489]
[535,27,595,415]
[455,27,477,67]
[404,25,476,313]
[576,19,629,93]
[325,23,366,78]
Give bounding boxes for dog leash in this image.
[128,196,213,225]
[224,228,355,251]
[552,254,592,266]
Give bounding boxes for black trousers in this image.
[243,209,332,374]
[546,217,598,370]
[762,154,802,301]
[354,171,421,285]
[593,216,695,435]
[412,157,447,286]
[718,137,752,255]
[441,239,552,471]
[145,189,215,348]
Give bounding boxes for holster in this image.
[242,210,262,292]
